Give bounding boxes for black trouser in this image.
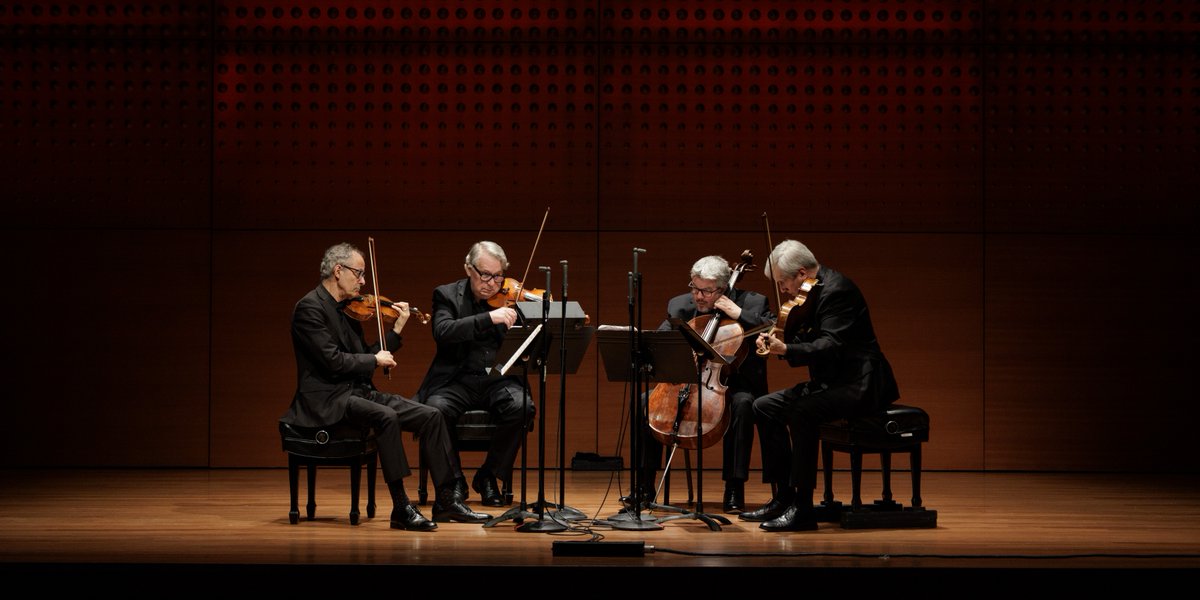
[343,390,455,491]
[752,381,875,491]
[421,373,533,484]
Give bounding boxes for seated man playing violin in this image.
[414,240,535,510]
[280,242,491,531]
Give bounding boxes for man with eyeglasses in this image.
[632,255,775,515]
[281,242,491,532]
[414,241,535,511]
[744,239,898,532]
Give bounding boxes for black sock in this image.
[776,485,796,504]
[388,480,409,508]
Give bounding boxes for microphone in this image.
[560,260,568,298]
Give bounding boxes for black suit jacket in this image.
[280,284,402,428]
[414,278,519,402]
[780,265,899,410]
[658,286,773,398]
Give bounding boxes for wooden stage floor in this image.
[2,468,1197,593]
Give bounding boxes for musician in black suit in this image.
[281,242,491,531]
[636,255,776,514]
[744,239,899,531]
[414,241,535,509]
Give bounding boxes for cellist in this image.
[745,239,899,531]
[635,255,776,514]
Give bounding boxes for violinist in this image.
[635,255,776,514]
[280,242,491,532]
[746,239,899,531]
[414,241,535,510]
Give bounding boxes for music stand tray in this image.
[596,327,713,385]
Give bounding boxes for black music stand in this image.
[515,301,593,527]
[482,323,544,528]
[595,325,663,530]
[650,318,733,530]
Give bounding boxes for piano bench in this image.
[818,404,938,529]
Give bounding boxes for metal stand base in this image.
[515,513,569,533]
[599,511,664,531]
[483,504,538,528]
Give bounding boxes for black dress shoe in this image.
[454,476,469,502]
[722,482,745,514]
[759,503,818,532]
[433,490,493,523]
[390,504,437,532]
[738,497,788,522]
[471,473,507,507]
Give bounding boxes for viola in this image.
[343,294,431,325]
[646,250,754,451]
[756,277,816,355]
[486,277,551,308]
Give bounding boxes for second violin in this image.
[487,277,551,308]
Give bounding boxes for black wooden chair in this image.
[279,421,378,525]
[818,403,937,529]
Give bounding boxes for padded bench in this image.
[817,403,937,529]
[279,421,378,525]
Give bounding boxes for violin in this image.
[646,251,754,451]
[486,277,551,309]
[343,294,430,325]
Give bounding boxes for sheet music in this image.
[596,324,636,332]
[497,323,544,376]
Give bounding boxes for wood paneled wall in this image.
[2,2,1196,472]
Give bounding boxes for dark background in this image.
[2,1,1196,473]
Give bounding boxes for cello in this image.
[646,251,755,451]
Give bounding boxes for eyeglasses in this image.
[339,264,365,280]
[688,283,724,298]
[470,264,505,283]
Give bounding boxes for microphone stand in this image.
[517,266,568,532]
[548,260,585,521]
[606,247,661,530]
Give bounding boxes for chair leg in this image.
[875,451,900,510]
[821,442,834,505]
[849,449,863,510]
[288,457,300,524]
[880,451,894,504]
[911,445,924,509]
[366,452,377,518]
[348,461,362,525]
[417,455,429,506]
[305,463,318,520]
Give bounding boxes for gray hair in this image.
[690,255,732,288]
[766,240,818,280]
[319,242,361,280]
[465,241,509,270]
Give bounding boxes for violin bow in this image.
[759,212,784,355]
[367,236,390,379]
[761,212,784,316]
[511,206,550,308]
